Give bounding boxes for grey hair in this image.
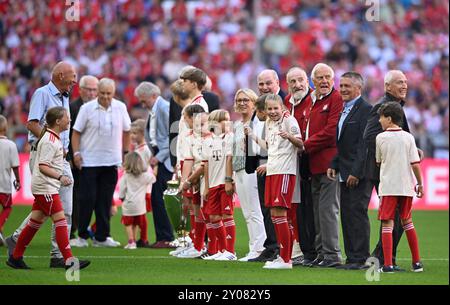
[340,71,364,88]
[286,67,308,83]
[257,69,279,81]
[311,63,334,80]
[79,75,99,88]
[134,81,161,98]
[384,70,405,85]
[98,77,116,89]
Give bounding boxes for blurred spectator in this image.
[0,0,448,158]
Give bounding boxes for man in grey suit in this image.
[135,82,175,248]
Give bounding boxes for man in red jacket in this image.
[283,67,317,267]
[300,63,343,268]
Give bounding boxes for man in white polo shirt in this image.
[72,78,131,247]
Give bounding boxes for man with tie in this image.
[134,81,175,248]
[327,72,373,270]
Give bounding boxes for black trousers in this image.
[370,179,404,265]
[151,162,174,242]
[296,177,317,260]
[256,174,278,251]
[340,179,372,264]
[78,166,118,242]
[70,165,81,239]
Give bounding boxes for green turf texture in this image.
[0,206,448,285]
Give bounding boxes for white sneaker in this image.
[70,237,89,247]
[107,237,121,246]
[92,237,120,247]
[238,251,260,262]
[263,256,292,269]
[202,251,224,260]
[124,242,137,249]
[176,247,205,258]
[214,250,237,261]
[170,236,192,248]
[291,241,303,259]
[170,245,191,256]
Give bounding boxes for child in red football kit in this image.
[0,115,21,245]
[376,102,424,273]
[6,107,90,270]
[202,109,237,261]
[119,152,155,249]
[246,94,303,269]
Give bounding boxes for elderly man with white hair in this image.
[363,69,423,271]
[72,77,131,248]
[300,63,344,268]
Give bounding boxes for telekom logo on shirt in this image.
[212,150,222,162]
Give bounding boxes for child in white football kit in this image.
[7,107,90,270]
[0,115,21,245]
[177,105,211,258]
[246,94,303,269]
[119,152,156,249]
[376,102,424,273]
[202,110,237,261]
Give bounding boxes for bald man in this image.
[257,69,287,100]
[4,61,89,268]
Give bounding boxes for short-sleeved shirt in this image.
[376,128,420,197]
[27,81,70,151]
[31,129,64,194]
[176,95,209,165]
[119,172,154,216]
[73,98,131,167]
[202,133,233,189]
[0,137,20,194]
[265,112,301,176]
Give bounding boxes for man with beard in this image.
[283,67,317,266]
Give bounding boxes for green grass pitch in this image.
[0,206,448,285]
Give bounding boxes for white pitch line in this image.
[0,255,448,261]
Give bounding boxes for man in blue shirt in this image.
[327,72,373,270]
[5,61,85,268]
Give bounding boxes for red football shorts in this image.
[265,174,296,209]
[121,214,147,226]
[32,194,64,216]
[0,193,12,208]
[205,185,234,216]
[378,196,413,220]
[145,193,152,212]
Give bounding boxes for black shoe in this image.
[292,255,304,266]
[301,258,314,266]
[50,257,66,268]
[411,261,423,272]
[5,236,16,257]
[335,263,367,270]
[378,265,395,273]
[6,256,31,269]
[306,257,323,267]
[248,249,277,262]
[393,265,405,272]
[317,259,342,268]
[136,240,150,248]
[65,259,91,270]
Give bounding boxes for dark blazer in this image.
[68,97,84,161]
[278,88,287,101]
[331,97,372,181]
[363,92,410,182]
[169,90,220,167]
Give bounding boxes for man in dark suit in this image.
[363,70,423,270]
[327,72,372,270]
[68,75,98,246]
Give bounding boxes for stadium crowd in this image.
[0,0,448,158]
